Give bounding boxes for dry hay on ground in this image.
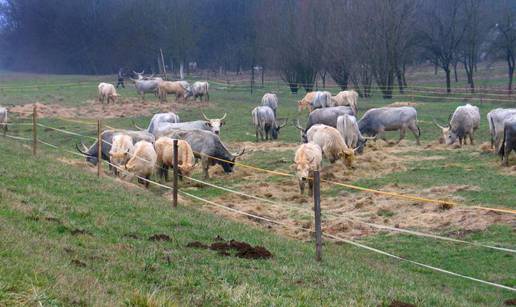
[386,101,419,107]
[10,99,212,119]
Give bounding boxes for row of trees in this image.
[1,0,516,95]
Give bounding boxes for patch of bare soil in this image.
[505,298,516,305]
[148,234,171,241]
[386,101,419,107]
[10,99,212,119]
[186,237,273,259]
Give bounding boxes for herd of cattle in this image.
[97,71,210,103]
[1,76,516,194]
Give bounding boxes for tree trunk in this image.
[508,54,515,95]
[453,62,458,82]
[445,68,451,93]
[396,69,404,94]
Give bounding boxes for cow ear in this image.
[206,122,212,127]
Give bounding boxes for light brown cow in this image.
[294,143,322,196]
[331,90,358,115]
[297,92,317,112]
[307,124,356,167]
[109,133,134,176]
[124,141,157,188]
[98,82,119,103]
[154,137,195,181]
[158,81,190,102]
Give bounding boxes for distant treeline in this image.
[2,0,516,95]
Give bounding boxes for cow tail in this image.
[499,124,507,157]
[417,124,421,136]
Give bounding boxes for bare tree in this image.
[491,1,516,94]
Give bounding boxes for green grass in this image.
[1,137,515,306]
[1,71,515,305]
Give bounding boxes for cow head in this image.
[219,147,245,173]
[297,99,311,112]
[133,70,145,80]
[433,119,456,145]
[179,160,197,177]
[295,156,315,182]
[339,148,356,168]
[110,150,131,168]
[271,118,288,140]
[202,112,226,135]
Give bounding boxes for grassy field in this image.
[0,71,515,306]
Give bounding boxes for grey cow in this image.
[359,107,420,145]
[499,115,516,166]
[261,93,278,117]
[487,108,516,150]
[152,113,226,138]
[336,114,373,154]
[145,112,181,134]
[163,129,245,179]
[131,78,161,101]
[251,106,287,141]
[296,106,354,142]
[434,104,479,146]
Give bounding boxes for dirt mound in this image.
[186,238,273,259]
[505,298,516,305]
[386,101,418,107]
[10,99,211,119]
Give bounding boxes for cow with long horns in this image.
[434,104,479,146]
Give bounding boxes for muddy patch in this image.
[70,228,92,236]
[388,300,416,307]
[10,99,212,119]
[505,298,516,305]
[71,259,87,268]
[186,237,273,259]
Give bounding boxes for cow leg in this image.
[164,165,169,182]
[298,179,305,195]
[397,127,406,144]
[145,175,150,188]
[308,179,313,197]
[469,132,475,145]
[206,92,210,101]
[378,128,388,143]
[202,157,210,179]
[409,123,421,145]
[459,138,463,147]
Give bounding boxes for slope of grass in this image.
[0,138,515,306]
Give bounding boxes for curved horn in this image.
[433,118,446,129]
[295,119,304,131]
[132,120,144,131]
[278,118,288,128]
[133,71,137,75]
[140,70,144,75]
[233,147,245,157]
[220,113,227,120]
[201,111,209,121]
[75,143,90,156]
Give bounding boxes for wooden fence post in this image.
[173,139,178,208]
[313,170,322,262]
[97,119,102,177]
[32,104,37,156]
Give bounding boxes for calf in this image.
[307,124,355,167]
[294,143,322,196]
[154,137,196,181]
[251,106,287,141]
[123,141,157,188]
[97,82,118,104]
[109,134,134,176]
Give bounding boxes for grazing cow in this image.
[132,78,161,101]
[331,90,358,115]
[295,106,354,142]
[336,114,372,154]
[298,92,317,112]
[76,130,154,165]
[153,113,226,137]
[0,107,7,135]
[251,106,287,141]
[154,137,196,181]
[487,108,516,150]
[189,81,210,101]
[261,93,278,116]
[359,106,421,145]
[434,104,480,146]
[294,143,322,196]
[109,134,134,176]
[145,112,181,134]
[158,81,190,102]
[310,91,332,111]
[97,82,119,104]
[123,141,157,188]
[307,124,355,167]
[499,115,516,166]
[163,129,245,179]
